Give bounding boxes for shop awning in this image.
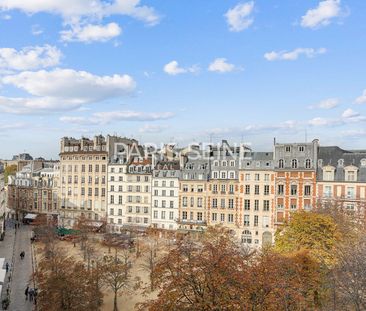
[24,213,37,220]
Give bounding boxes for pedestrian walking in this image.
[29,288,34,301]
[25,286,29,300]
[5,262,9,273]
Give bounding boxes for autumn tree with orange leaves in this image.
[139,226,324,311]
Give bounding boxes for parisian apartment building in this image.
[6,135,366,248]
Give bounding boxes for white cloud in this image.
[308,109,366,127]
[139,124,168,133]
[0,0,160,25]
[60,111,174,125]
[208,58,240,73]
[60,22,121,43]
[163,61,199,76]
[0,68,136,114]
[31,24,43,36]
[0,45,61,71]
[355,89,366,105]
[264,48,327,61]
[301,0,342,28]
[308,98,339,109]
[225,1,254,32]
[342,108,359,119]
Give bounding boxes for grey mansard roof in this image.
[317,146,366,182]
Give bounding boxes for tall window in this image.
[279,159,284,169]
[291,159,298,169]
[304,185,311,196]
[291,185,297,195]
[305,159,311,169]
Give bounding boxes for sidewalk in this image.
[0,221,34,311]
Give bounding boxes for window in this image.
[161,211,166,219]
[291,159,298,169]
[245,174,250,181]
[228,214,234,223]
[182,197,187,207]
[278,184,284,195]
[197,198,203,208]
[324,169,334,181]
[264,174,270,182]
[88,164,92,173]
[169,212,174,220]
[290,204,297,210]
[346,170,356,182]
[304,185,311,196]
[182,211,187,220]
[264,185,270,195]
[110,208,114,216]
[299,146,304,152]
[254,215,259,227]
[228,199,234,209]
[254,200,259,211]
[221,184,226,193]
[244,215,250,226]
[324,186,332,198]
[245,185,250,195]
[153,211,158,219]
[197,212,203,221]
[255,174,260,181]
[291,185,297,195]
[220,213,225,222]
[229,184,234,194]
[213,184,218,193]
[220,199,225,208]
[244,200,250,210]
[263,200,270,211]
[285,146,291,152]
[279,159,284,169]
[183,185,188,192]
[212,213,217,222]
[110,195,114,204]
[241,230,252,244]
[305,159,311,169]
[255,185,260,195]
[347,187,355,199]
[212,199,217,208]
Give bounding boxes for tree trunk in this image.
[114,290,118,311]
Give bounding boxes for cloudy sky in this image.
[0,0,365,159]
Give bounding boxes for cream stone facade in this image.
[59,136,108,227]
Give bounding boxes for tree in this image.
[248,250,323,311]
[275,211,342,267]
[141,226,325,311]
[102,250,140,311]
[141,229,161,291]
[3,164,16,184]
[140,226,254,311]
[35,249,103,311]
[333,236,366,311]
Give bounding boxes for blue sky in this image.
[0,0,366,159]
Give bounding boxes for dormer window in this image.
[323,167,335,181]
[291,159,298,169]
[338,159,344,167]
[214,161,219,167]
[285,146,291,152]
[346,171,356,181]
[361,159,366,167]
[279,159,284,169]
[305,159,311,169]
[298,146,305,152]
[345,166,358,182]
